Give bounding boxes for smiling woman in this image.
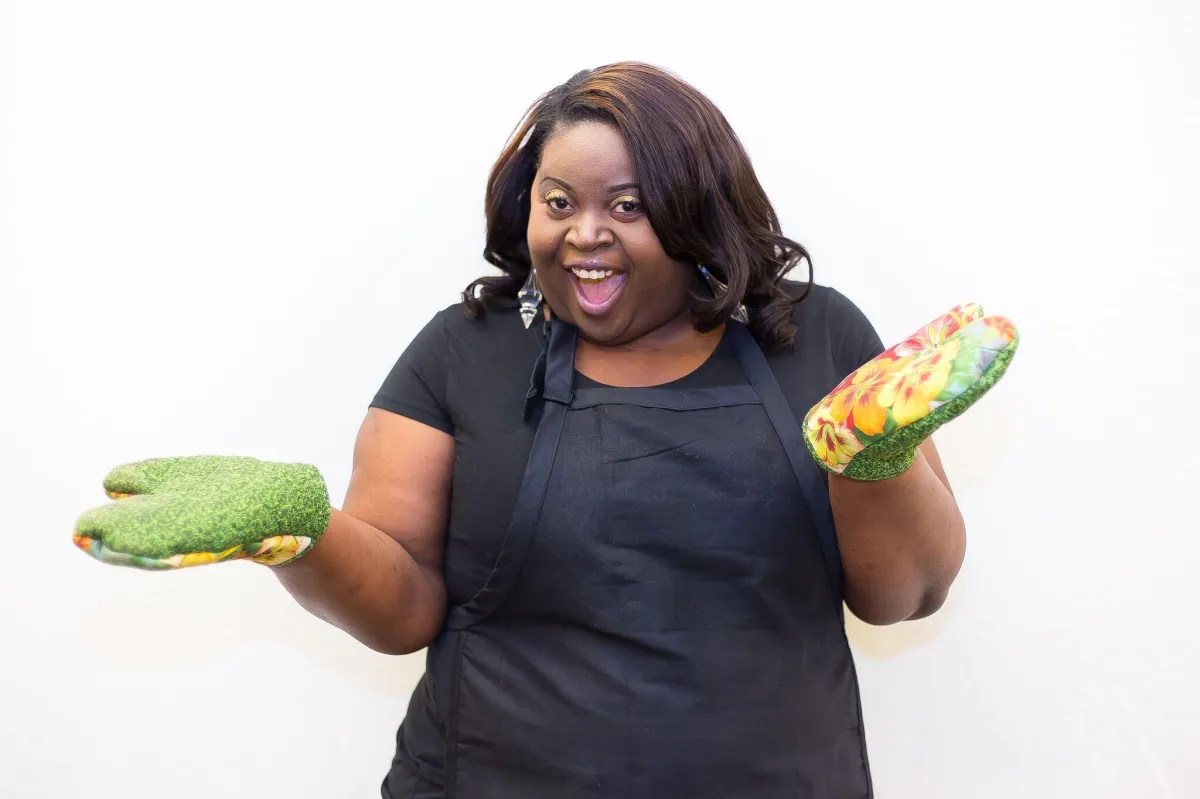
[73,61,1017,799]
[361,63,1010,797]
[467,62,811,350]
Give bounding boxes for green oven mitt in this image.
[73,455,331,569]
[804,304,1018,481]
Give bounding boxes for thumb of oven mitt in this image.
[72,455,331,569]
[804,304,1018,481]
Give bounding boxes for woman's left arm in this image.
[829,439,966,625]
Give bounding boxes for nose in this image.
[565,212,614,252]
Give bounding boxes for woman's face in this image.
[527,122,693,346]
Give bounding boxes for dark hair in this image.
[464,61,812,350]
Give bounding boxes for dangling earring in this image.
[518,268,543,329]
[698,265,749,324]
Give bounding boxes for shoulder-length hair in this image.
[464,61,812,350]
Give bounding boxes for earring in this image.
[698,265,750,324]
[518,268,543,329]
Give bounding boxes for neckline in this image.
[573,328,732,390]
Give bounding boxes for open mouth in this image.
[567,265,628,315]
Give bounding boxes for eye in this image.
[613,195,642,216]
[544,189,573,213]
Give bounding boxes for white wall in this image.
[3,2,1197,796]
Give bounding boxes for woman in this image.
[74,62,1017,798]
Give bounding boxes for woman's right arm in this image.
[271,408,454,655]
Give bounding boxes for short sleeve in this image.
[825,288,885,381]
[370,311,454,434]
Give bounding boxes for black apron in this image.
[391,319,872,799]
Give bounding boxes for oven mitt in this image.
[804,304,1018,481]
[72,455,331,569]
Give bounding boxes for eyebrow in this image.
[541,176,641,193]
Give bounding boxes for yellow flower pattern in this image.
[804,305,1017,475]
[878,339,959,426]
[248,535,310,566]
[892,304,983,356]
[826,356,905,436]
[806,401,864,470]
[170,545,244,568]
[74,533,314,570]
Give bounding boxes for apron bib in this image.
[421,320,872,799]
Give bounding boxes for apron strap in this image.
[727,323,845,603]
[450,320,578,630]
[523,317,576,420]
[541,318,576,405]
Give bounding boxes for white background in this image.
[3,1,1198,797]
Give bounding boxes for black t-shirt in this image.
[370,281,884,607]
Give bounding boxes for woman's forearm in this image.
[829,442,966,625]
[271,508,446,655]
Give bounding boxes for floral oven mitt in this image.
[804,304,1018,481]
[73,456,331,569]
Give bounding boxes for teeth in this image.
[571,267,614,280]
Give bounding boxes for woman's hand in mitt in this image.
[804,304,1018,481]
[73,455,331,569]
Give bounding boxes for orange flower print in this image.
[827,356,904,436]
[880,339,960,426]
[948,303,984,328]
[983,315,1016,342]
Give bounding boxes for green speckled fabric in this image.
[804,306,1019,481]
[73,455,331,569]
